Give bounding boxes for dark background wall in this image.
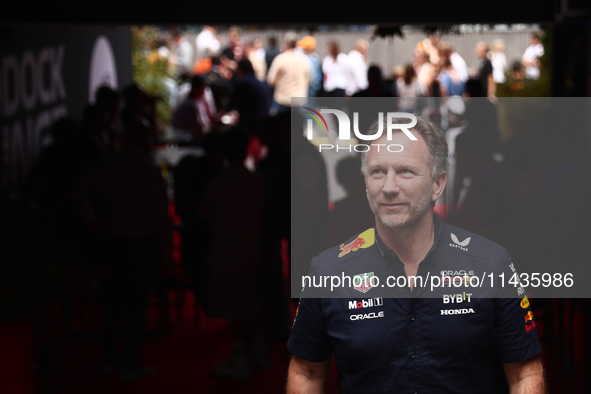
[0,26,132,190]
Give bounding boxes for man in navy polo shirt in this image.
[286,115,545,393]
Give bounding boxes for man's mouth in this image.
[380,202,405,209]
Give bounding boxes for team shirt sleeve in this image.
[287,257,334,362]
[493,248,543,364]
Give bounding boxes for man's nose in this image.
[382,171,400,195]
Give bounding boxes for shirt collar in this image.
[374,212,443,268]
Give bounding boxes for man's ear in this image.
[431,171,447,202]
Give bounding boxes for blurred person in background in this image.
[451,48,469,84]
[256,115,292,343]
[438,56,465,97]
[201,128,267,380]
[172,76,206,136]
[349,65,394,134]
[281,31,298,51]
[438,41,468,83]
[244,37,267,82]
[352,65,392,97]
[452,78,501,220]
[192,56,213,76]
[155,37,184,108]
[174,73,193,106]
[121,84,159,140]
[290,113,328,300]
[221,25,244,63]
[423,34,440,65]
[322,41,348,97]
[265,36,281,73]
[522,33,544,80]
[267,36,311,114]
[462,79,501,161]
[173,132,224,323]
[475,41,495,97]
[413,49,436,97]
[396,63,421,112]
[73,120,172,382]
[176,74,217,134]
[264,36,281,101]
[297,36,323,102]
[345,39,369,96]
[451,128,508,241]
[253,38,265,60]
[195,25,220,59]
[82,86,122,155]
[491,39,507,84]
[507,60,526,93]
[323,156,375,250]
[225,58,270,130]
[25,117,102,260]
[202,56,231,111]
[512,60,525,80]
[390,65,404,96]
[197,81,217,134]
[170,28,194,78]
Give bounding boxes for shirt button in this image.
[410,315,416,321]
[410,353,416,359]
[411,390,418,394]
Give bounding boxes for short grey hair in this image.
[360,115,448,179]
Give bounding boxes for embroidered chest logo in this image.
[338,228,375,257]
[525,311,534,322]
[450,233,471,251]
[353,272,375,293]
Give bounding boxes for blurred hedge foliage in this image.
[130,26,174,127]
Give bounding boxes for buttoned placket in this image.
[375,215,443,392]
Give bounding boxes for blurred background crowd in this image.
[132,24,548,140]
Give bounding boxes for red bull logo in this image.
[525,321,536,332]
[520,296,530,309]
[339,237,365,257]
[525,311,534,322]
[338,228,375,258]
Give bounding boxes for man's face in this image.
[358,44,368,57]
[415,51,427,65]
[228,32,240,45]
[364,131,446,230]
[476,44,487,59]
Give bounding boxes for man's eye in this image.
[401,169,412,174]
[372,169,383,174]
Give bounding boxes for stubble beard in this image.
[368,183,434,230]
